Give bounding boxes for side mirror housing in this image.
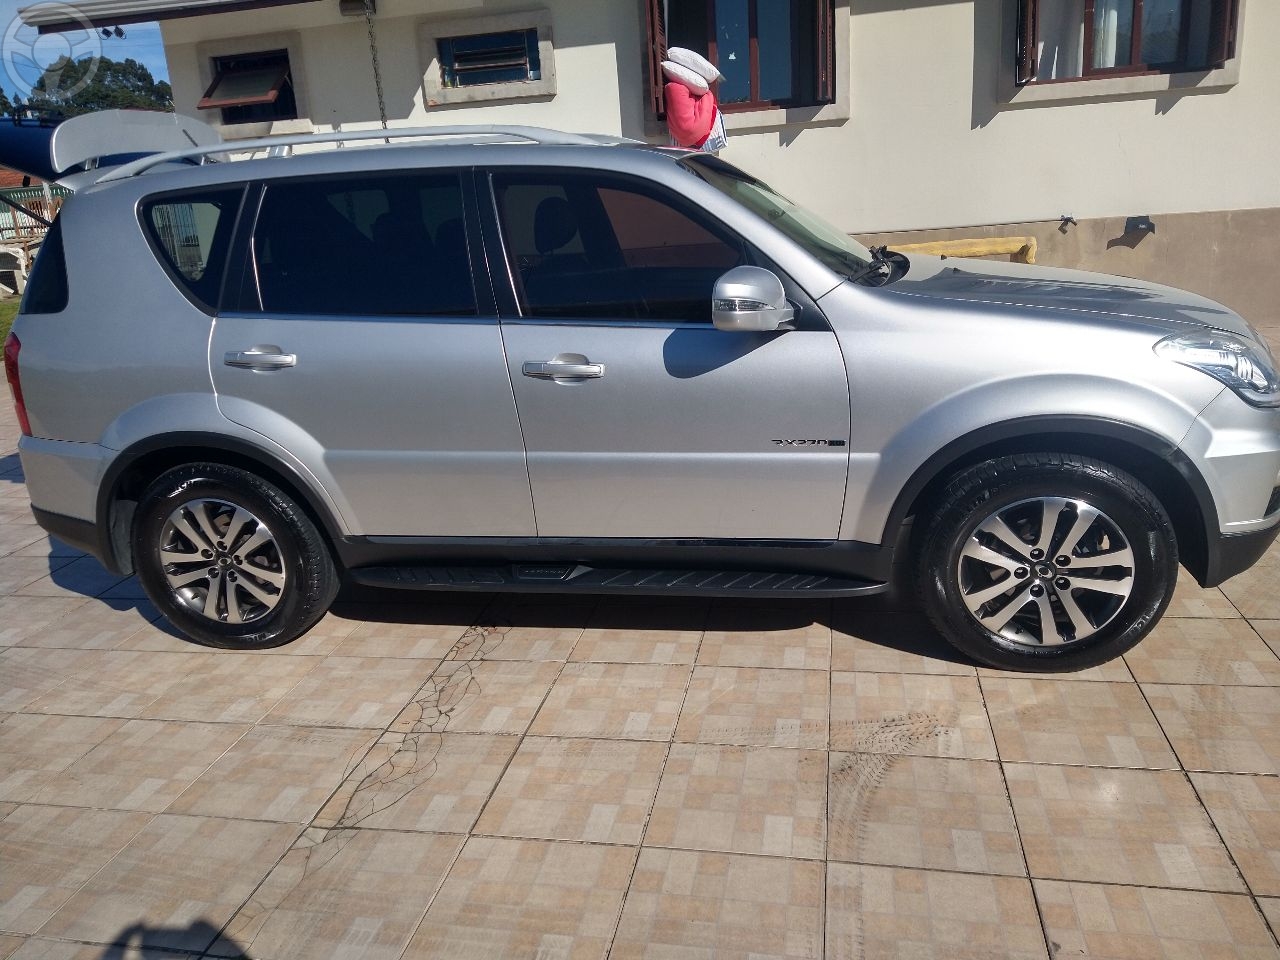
[712,266,795,332]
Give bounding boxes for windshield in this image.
[680,154,874,279]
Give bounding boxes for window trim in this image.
[1006,0,1244,103]
[642,0,848,133]
[194,32,312,140]
[1016,0,1242,87]
[418,10,557,106]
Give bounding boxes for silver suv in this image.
[5,112,1279,671]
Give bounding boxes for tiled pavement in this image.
[2,400,1280,960]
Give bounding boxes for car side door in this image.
[209,168,535,537]
[481,166,851,540]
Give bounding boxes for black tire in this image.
[915,453,1177,672]
[133,462,339,649]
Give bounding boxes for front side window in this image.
[1019,0,1240,83]
[142,187,244,311]
[492,171,746,322]
[645,0,835,116]
[251,173,476,317]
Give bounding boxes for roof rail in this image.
[95,124,630,184]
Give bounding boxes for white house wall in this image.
[161,0,1279,234]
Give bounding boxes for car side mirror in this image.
[712,266,795,332]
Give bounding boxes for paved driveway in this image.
[1,400,1279,960]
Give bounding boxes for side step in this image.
[348,564,886,598]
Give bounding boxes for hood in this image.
[880,255,1255,340]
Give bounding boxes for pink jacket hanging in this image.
[664,82,718,150]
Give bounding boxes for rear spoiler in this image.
[0,110,222,189]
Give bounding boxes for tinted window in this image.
[252,173,475,317]
[143,187,244,310]
[493,173,744,322]
[21,214,69,314]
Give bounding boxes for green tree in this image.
[29,55,172,117]
[0,86,12,117]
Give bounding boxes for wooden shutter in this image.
[644,0,667,119]
[815,0,836,104]
[1016,0,1039,85]
[1207,0,1240,67]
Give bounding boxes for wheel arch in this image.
[889,416,1218,585]
[97,433,344,576]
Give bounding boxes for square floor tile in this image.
[1220,549,1280,619]
[1143,683,1280,774]
[646,743,827,859]
[476,736,666,845]
[1126,619,1280,685]
[38,814,299,953]
[265,656,438,729]
[402,836,634,960]
[830,672,996,760]
[23,649,200,719]
[471,596,596,661]
[1261,899,1280,942]
[9,599,166,651]
[168,724,376,823]
[0,524,46,559]
[0,805,152,934]
[1034,880,1279,960]
[0,649,85,712]
[141,654,322,723]
[1005,764,1244,891]
[315,731,518,834]
[1190,772,1280,896]
[390,659,562,736]
[0,714,126,802]
[14,558,126,599]
[831,611,977,676]
[0,936,23,960]
[571,600,706,665]
[698,602,831,670]
[828,754,1024,876]
[0,597,89,648]
[5,939,191,959]
[1167,568,1241,619]
[333,602,483,659]
[826,863,1046,960]
[612,848,825,960]
[1255,621,1280,659]
[212,828,462,960]
[0,559,68,597]
[981,678,1177,768]
[28,719,249,812]
[676,666,828,749]
[530,663,691,741]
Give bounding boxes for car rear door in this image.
[210,169,535,537]
[481,167,850,540]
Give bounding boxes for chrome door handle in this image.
[522,355,605,380]
[224,346,296,370]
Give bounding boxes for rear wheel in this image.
[133,463,339,649]
[915,453,1178,672]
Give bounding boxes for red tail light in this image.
[4,333,31,437]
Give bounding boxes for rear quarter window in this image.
[141,186,245,311]
[21,215,69,315]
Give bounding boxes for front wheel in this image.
[133,463,339,649]
[915,453,1178,672]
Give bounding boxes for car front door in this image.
[483,168,850,540]
[210,169,535,537]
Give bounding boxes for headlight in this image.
[1155,331,1280,407]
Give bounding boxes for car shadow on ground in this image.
[90,920,242,957]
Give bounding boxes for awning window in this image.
[198,55,289,109]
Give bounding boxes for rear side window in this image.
[21,215,69,314]
[250,173,476,317]
[142,187,244,311]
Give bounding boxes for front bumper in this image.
[1201,517,1280,587]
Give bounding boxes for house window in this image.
[199,50,298,125]
[644,0,834,117]
[1018,0,1240,83]
[438,28,541,88]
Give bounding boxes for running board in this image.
[347,564,886,598]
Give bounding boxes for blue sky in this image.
[0,0,169,98]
